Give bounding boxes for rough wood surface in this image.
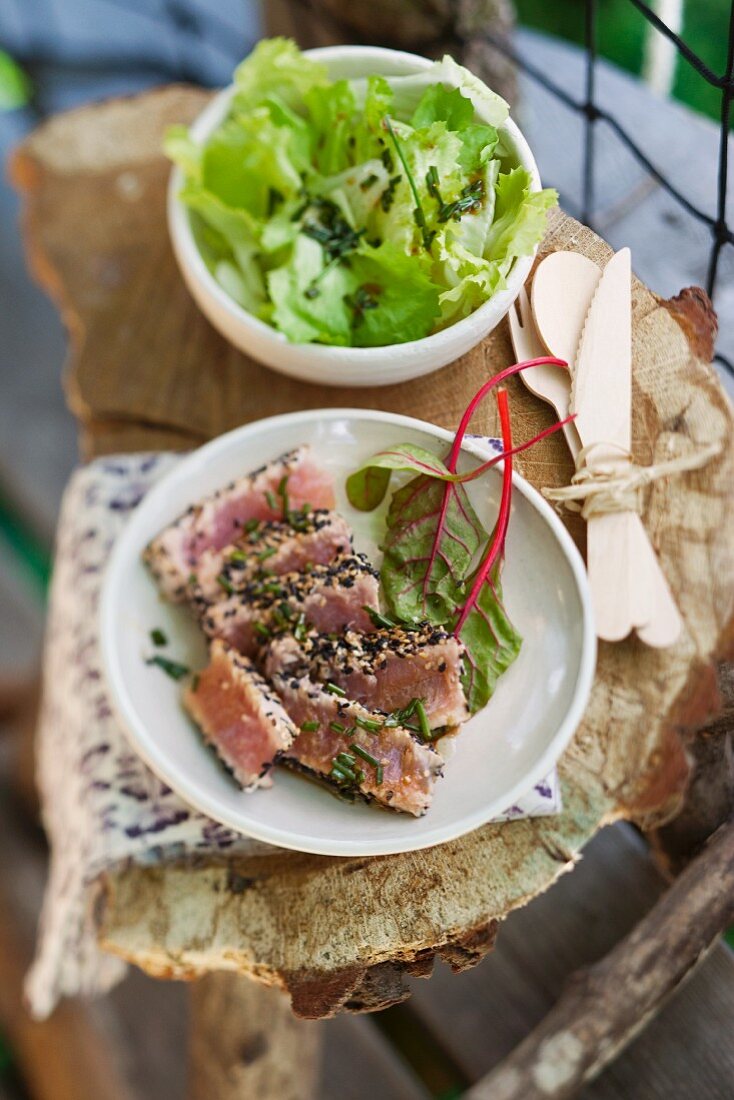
[464,819,734,1100]
[11,88,734,1018]
[188,975,320,1100]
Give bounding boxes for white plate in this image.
[100,410,595,857]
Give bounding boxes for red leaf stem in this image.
[454,388,514,637]
[446,356,567,473]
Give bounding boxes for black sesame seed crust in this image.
[281,623,462,678]
[143,446,329,601]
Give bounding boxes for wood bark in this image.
[650,663,734,876]
[10,87,734,1019]
[464,819,734,1100]
[188,975,320,1100]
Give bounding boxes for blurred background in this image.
[1,3,733,1098]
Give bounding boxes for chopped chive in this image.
[325,682,346,697]
[150,628,167,647]
[330,721,346,734]
[244,518,260,533]
[216,574,234,595]
[355,715,382,733]
[229,549,248,562]
[336,752,356,768]
[331,762,357,783]
[294,615,307,642]
[363,605,396,630]
[265,490,276,509]
[415,699,432,741]
[257,546,277,562]
[355,768,365,784]
[383,116,434,251]
[277,474,290,520]
[350,744,379,768]
[253,621,271,639]
[301,720,319,732]
[375,764,384,785]
[145,655,190,681]
[188,572,197,586]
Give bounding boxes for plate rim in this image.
[99,408,596,857]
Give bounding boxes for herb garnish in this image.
[415,699,432,741]
[363,605,397,630]
[382,116,435,251]
[325,682,346,697]
[301,720,320,732]
[150,628,168,647]
[379,173,402,212]
[146,655,190,681]
[344,284,381,328]
[216,574,234,595]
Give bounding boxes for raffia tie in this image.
[542,439,722,521]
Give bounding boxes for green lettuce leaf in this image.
[163,124,202,181]
[389,55,508,129]
[351,74,393,163]
[484,167,557,266]
[345,242,441,347]
[201,113,304,216]
[411,83,474,130]
[304,79,357,176]
[232,37,328,112]
[267,234,352,345]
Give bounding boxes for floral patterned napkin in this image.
[26,452,560,1018]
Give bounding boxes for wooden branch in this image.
[465,819,734,1100]
[188,974,320,1100]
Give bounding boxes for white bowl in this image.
[168,45,543,387]
[100,409,596,857]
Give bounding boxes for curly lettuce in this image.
[165,36,557,347]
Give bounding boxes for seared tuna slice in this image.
[191,509,352,605]
[268,653,442,816]
[268,627,469,729]
[145,446,335,601]
[184,640,297,790]
[201,554,380,656]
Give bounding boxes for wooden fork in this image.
[507,287,582,460]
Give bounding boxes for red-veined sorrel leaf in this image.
[347,357,570,715]
[454,389,520,711]
[381,473,484,624]
[346,444,452,511]
[459,564,522,709]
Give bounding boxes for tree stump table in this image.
[11,86,734,1098]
